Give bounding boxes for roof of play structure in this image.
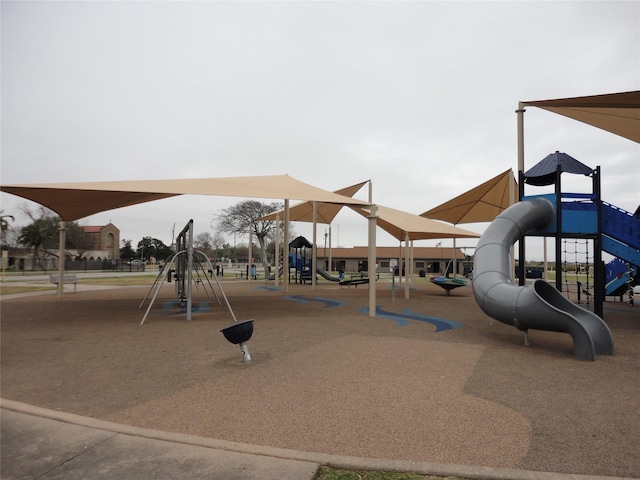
[0,175,370,222]
[521,90,640,143]
[289,236,313,249]
[524,151,595,186]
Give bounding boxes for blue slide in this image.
[601,202,640,272]
[605,258,637,296]
[596,202,639,296]
[472,197,614,361]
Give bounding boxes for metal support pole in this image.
[275,212,280,286]
[248,227,253,281]
[187,220,194,321]
[368,203,377,317]
[555,166,563,293]
[367,180,377,317]
[593,166,604,318]
[404,233,410,300]
[57,221,66,298]
[518,171,526,285]
[283,199,289,293]
[328,224,332,273]
[516,106,526,286]
[312,201,317,289]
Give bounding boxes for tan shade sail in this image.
[350,204,481,241]
[420,169,517,225]
[0,175,370,221]
[259,181,369,223]
[521,91,640,143]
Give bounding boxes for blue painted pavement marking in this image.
[283,295,347,307]
[284,295,309,306]
[359,306,462,331]
[254,285,282,291]
[161,301,213,315]
[359,306,409,326]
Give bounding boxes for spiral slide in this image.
[472,197,614,361]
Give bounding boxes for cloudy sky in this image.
[1,1,638,259]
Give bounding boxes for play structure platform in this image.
[527,194,640,267]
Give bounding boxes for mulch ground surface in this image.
[1,280,639,477]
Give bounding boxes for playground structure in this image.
[139,219,254,362]
[286,235,354,286]
[287,235,358,286]
[287,236,313,284]
[473,152,639,360]
[429,276,469,295]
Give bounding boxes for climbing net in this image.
[562,238,593,305]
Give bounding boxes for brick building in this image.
[314,245,471,276]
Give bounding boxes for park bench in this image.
[339,275,370,288]
[49,274,79,292]
[338,270,380,288]
[235,270,247,279]
[339,278,369,288]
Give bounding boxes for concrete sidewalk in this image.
[1,400,319,480]
[2,400,629,480]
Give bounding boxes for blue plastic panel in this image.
[562,201,597,234]
[523,194,597,235]
[602,202,640,250]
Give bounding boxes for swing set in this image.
[139,219,254,362]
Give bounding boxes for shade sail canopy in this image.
[350,204,481,241]
[258,181,369,223]
[420,169,518,225]
[521,91,640,143]
[0,175,370,221]
[524,151,594,186]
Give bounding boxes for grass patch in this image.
[0,286,56,296]
[314,467,464,480]
[81,276,157,286]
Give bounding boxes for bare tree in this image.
[215,200,285,273]
[194,232,213,250]
[211,231,227,252]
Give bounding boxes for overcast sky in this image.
[1,1,638,260]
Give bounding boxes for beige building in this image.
[80,223,120,260]
[6,223,120,271]
[314,246,471,276]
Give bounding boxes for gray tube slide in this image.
[472,197,614,361]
